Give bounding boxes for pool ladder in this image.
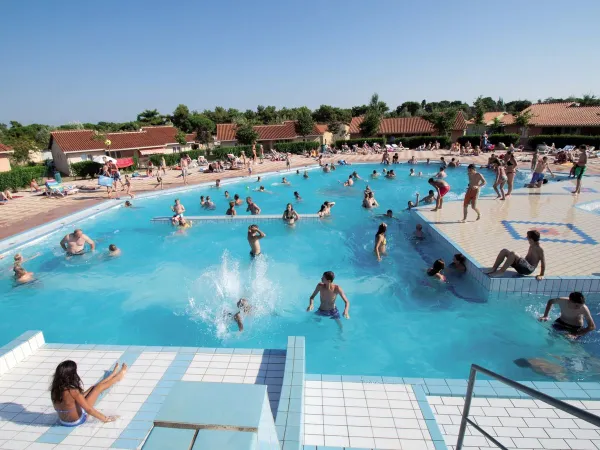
[457,364,600,450]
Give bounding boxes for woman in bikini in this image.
[124,175,135,199]
[51,360,126,427]
[282,203,299,224]
[226,201,236,216]
[504,150,517,197]
[493,161,507,200]
[374,222,387,261]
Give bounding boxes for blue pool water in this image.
[1,163,598,381]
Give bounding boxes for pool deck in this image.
[1,331,600,450]
[415,172,600,296]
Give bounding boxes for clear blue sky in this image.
[1,0,599,125]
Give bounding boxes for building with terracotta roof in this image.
[49,126,198,175]
[215,121,332,150]
[0,143,14,172]
[466,112,515,135]
[504,102,600,138]
[348,112,467,142]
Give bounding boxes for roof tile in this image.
[523,102,600,127]
[216,121,323,142]
[350,112,466,135]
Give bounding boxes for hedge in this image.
[210,145,253,161]
[0,165,47,191]
[70,161,102,179]
[335,138,386,148]
[275,141,320,154]
[528,135,600,150]
[458,134,520,147]
[394,136,451,149]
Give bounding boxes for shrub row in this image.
[0,165,47,191]
[528,135,600,150]
[394,136,451,149]
[458,134,520,147]
[275,141,320,154]
[335,138,386,148]
[70,161,102,179]
[210,145,253,160]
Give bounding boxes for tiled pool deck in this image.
[1,331,599,450]
[415,174,600,297]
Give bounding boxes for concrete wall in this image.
[0,154,11,172]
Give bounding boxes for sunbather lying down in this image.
[1,190,14,201]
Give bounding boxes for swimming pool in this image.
[1,163,598,381]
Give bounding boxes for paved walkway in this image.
[0,150,520,241]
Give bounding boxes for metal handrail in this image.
[456,364,600,450]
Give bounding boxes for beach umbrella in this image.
[93,155,117,164]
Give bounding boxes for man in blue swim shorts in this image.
[307,271,350,321]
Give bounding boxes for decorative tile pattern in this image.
[502,220,597,245]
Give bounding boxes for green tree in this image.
[578,94,600,106]
[489,117,503,133]
[10,139,35,163]
[312,105,337,123]
[295,107,315,139]
[505,100,532,114]
[359,93,385,137]
[327,109,352,136]
[171,104,192,132]
[423,109,457,136]
[351,105,368,117]
[474,105,485,125]
[136,109,167,126]
[256,105,278,124]
[398,101,421,116]
[515,110,533,128]
[175,130,188,146]
[189,113,215,146]
[235,119,259,145]
[397,107,412,118]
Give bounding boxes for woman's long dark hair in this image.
[51,360,83,404]
[428,259,445,276]
[376,223,387,236]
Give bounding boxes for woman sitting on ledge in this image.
[51,360,126,427]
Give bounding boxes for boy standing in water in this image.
[539,292,596,339]
[247,225,266,257]
[307,271,350,320]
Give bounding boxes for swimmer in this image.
[303,171,309,179]
[323,201,335,215]
[226,201,236,216]
[233,194,243,205]
[374,223,387,261]
[406,193,420,210]
[283,203,299,224]
[449,253,467,273]
[296,169,300,175]
[224,190,230,199]
[257,176,262,182]
[307,271,350,320]
[513,358,568,381]
[14,265,34,284]
[176,216,191,228]
[435,167,447,179]
[294,191,302,201]
[317,204,327,218]
[343,175,354,187]
[421,190,435,204]
[247,225,266,257]
[215,179,221,188]
[282,177,291,185]
[352,171,361,180]
[371,170,379,179]
[203,196,215,209]
[427,259,446,282]
[124,201,132,208]
[232,298,252,331]
[539,292,596,339]
[108,244,121,257]
[426,158,430,165]
[409,168,415,176]
[258,186,265,192]
[200,195,206,206]
[171,199,186,219]
[246,197,261,215]
[364,185,372,195]
[385,170,396,179]
[414,224,424,240]
[362,192,379,209]
[323,164,330,173]
[418,171,423,177]
[60,229,95,256]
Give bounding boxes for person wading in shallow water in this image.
[247,224,266,257]
[307,271,350,324]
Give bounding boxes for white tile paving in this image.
[303,381,435,450]
[430,396,600,450]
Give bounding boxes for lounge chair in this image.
[45,180,78,197]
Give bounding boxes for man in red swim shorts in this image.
[428,178,451,211]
